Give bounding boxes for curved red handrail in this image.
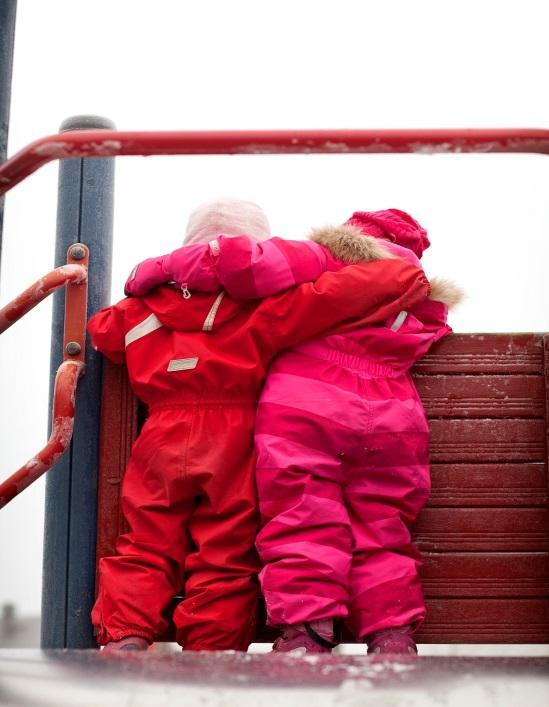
[0,245,89,508]
[0,360,85,509]
[1,128,549,196]
[0,263,87,334]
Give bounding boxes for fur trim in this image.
[309,224,395,263]
[428,277,465,309]
[309,225,464,309]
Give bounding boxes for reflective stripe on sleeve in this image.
[390,310,408,332]
[125,313,163,346]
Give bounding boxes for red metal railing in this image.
[0,262,87,334]
[0,244,89,509]
[2,125,549,507]
[1,128,549,196]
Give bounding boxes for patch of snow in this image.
[58,264,88,283]
[32,141,73,158]
[53,416,75,448]
[86,140,123,155]
[322,141,351,152]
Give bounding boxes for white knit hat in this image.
[184,197,271,245]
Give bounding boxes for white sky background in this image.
[1,0,549,618]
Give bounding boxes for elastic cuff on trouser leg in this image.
[303,621,340,649]
[262,586,349,628]
[348,575,425,640]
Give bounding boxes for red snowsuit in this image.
[89,260,429,650]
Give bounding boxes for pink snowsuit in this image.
[124,209,452,640]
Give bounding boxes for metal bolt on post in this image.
[65,342,82,356]
[70,246,86,261]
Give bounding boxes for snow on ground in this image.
[0,650,548,707]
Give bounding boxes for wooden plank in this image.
[543,334,549,504]
[428,463,548,507]
[413,508,548,551]
[415,375,544,418]
[412,333,543,374]
[96,362,138,562]
[416,598,549,643]
[429,419,546,462]
[420,553,549,597]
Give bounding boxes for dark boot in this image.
[272,620,337,654]
[366,626,417,655]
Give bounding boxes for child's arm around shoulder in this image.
[124,235,331,299]
[123,224,401,300]
[213,235,331,298]
[251,258,430,355]
[220,226,403,299]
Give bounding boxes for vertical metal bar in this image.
[0,0,17,276]
[41,115,115,648]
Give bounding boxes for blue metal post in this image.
[42,115,115,648]
[0,0,17,276]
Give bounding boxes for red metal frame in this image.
[0,261,87,335]
[1,128,549,196]
[0,245,89,508]
[1,125,548,638]
[0,359,84,509]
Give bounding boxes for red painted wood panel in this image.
[412,333,543,374]
[416,599,549,643]
[428,464,547,507]
[96,362,138,561]
[413,508,548,551]
[420,553,549,597]
[429,419,546,463]
[416,375,545,418]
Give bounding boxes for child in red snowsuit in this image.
[90,199,430,652]
[125,206,461,655]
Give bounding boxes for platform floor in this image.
[0,650,548,706]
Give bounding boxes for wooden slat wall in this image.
[412,333,549,643]
[96,333,549,643]
[96,363,138,562]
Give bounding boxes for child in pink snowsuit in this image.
[126,207,461,654]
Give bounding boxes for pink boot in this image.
[102,636,149,652]
[366,626,417,655]
[272,620,337,654]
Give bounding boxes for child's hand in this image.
[124,257,168,296]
